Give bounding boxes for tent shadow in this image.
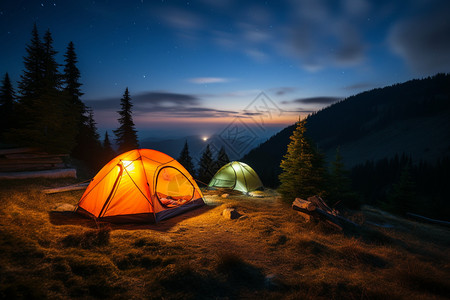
[48,204,213,232]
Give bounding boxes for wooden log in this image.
[296,211,312,222]
[0,169,77,179]
[293,198,316,211]
[42,182,90,194]
[307,195,333,213]
[293,199,359,231]
[0,158,63,164]
[5,153,68,159]
[0,163,65,172]
[0,147,40,155]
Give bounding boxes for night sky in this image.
[1,0,450,139]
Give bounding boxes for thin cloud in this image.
[388,1,450,74]
[270,86,297,96]
[134,91,200,105]
[288,97,341,105]
[188,77,230,84]
[85,90,240,118]
[160,8,203,30]
[85,91,200,111]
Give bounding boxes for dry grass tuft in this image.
[394,259,450,297]
[60,227,111,249]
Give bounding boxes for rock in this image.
[249,191,264,198]
[52,203,76,212]
[222,208,241,219]
[221,193,229,198]
[160,235,172,242]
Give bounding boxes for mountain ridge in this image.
[242,73,450,187]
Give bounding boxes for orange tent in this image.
[76,149,204,223]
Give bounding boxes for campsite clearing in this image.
[0,178,449,299]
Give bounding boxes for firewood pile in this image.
[292,195,359,231]
[0,148,76,179]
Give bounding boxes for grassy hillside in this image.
[1,179,449,299]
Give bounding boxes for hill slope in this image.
[242,73,450,187]
[0,179,449,299]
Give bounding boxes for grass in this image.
[0,179,449,299]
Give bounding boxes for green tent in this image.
[208,161,263,193]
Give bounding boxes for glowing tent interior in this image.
[208,161,263,193]
[76,149,204,223]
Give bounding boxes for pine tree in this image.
[63,41,85,127]
[62,41,93,161]
[0,73,15,139]
[72,108,103,170]
[102,131,116,164]
[9,24,44,145]
[197,144,214,184]
[63,41,84,106]
[42,29,60,90]
[178,140,196,176]
[328,147,358,208]
[278,118,327,202]
[114,87,139,153]
[386,166,417,214]
[214,146,229,173]
[9,26,77,153]
[18,23,44,102]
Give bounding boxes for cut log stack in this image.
[292,195,359,231]
[0,148,76,179]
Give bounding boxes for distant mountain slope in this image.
[242,73,450,187]
[140,129,279,168]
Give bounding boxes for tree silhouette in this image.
[62,41,94,162]
[0,73,15,139]
[9,26,77,153]
[73,108,103,170]
[18,23,43,102]
[197,144,214,184]
[385,165,417,214]
[102,131,116,164]
[328,147,358,208]
[178,140,196,177]
[114,87,139,154]
[40,29,77,153]
[278,118,327,202]
[214,146,229,173]
[63,41,85,126]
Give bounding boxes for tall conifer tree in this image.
[18,23,43,103]
[178,140,196,176]
[63,41,85,127]
[63,41,84,108]
[0,73,15,139]
[214,146,229,173]
[102,131,116,164]
[197,144,214,184]
[75,108,103,170]
[10,26,77,153]
[328,147,358,208]
[114,87,139,153]
[278,118,327,202]
[62,41,96,161]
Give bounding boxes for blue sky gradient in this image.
[1,0,449,138]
